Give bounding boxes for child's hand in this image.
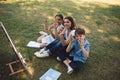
[78,39,84,47]
[78,35,85,47]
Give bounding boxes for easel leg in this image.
[6,60,25,76]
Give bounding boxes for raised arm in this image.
[66,35,74,52]
[53,19,60,39]
[59,28,70,46]
[78,36,89,58]
[47,19,59,39]
[48,24,55,38]
[44,18,49,32]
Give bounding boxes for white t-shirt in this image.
[64,29,75,40]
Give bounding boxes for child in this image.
[36,14,64,48]
[58,27,90,74]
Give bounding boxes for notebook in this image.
[39,68,61,80]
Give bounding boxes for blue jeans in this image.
[58,49,83,71]
[69,60,83,71]
[45,39,62,56]
[57,45,68,60]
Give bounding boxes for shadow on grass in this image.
[0,0,120,80]
[0,27,19,80]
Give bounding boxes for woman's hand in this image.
[69,35,74,43]
[59,28,66,36]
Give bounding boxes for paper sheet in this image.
[27,41,41,48]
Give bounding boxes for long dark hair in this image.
[64,16,76,30]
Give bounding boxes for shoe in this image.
[36,51,49,58]
[67,66,73,74]
[56,57,61,61]
[34,48,45,56]
[34,51,40,56]
[39,48,45,54]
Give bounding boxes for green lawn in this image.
[0,0,120,80]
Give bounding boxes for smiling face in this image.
[64,16,75,30]
[55,16,63,25]
[75,34,85,41]
[64,19,72,29]
[75,27,86,41]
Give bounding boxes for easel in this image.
[0,22,32,77]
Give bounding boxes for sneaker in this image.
[67,66,73,74]
[56,57,61,61]
[36,51,49,58]
[34,48,45,56]
[34,51,40,56]
[39,48,45,54]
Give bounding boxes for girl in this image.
[36,14,64,48]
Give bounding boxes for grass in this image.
[0,0,120,80]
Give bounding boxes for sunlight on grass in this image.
[80,25,91,34]
[28,65,34,76]
[110,36,120,42]
[84,15,91,20]
[0,0,18,4]
[54,63,61,70]
[98,29,104,33]
[20,73,28,80]
[67,12,73,16]
[52,7,59,12]
[96,4,110,8]
[83,0,120,5]
[70,0,83,5]
[70,0,119,8]
[14,39,20,44]
[0,0,42,3]
[47,16,54,20]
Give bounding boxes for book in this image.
[27,41,42,48]
[39,68,61,80]
[42,35,55,44]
